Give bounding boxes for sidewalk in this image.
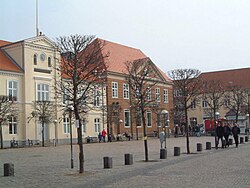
[0,136,249,188]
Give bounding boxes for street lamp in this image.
[53,119,58,147]
[69,105,74,169]
[215,112,220,148]
[161,110,168,149]
[246,114,249,136]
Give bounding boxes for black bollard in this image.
[103,157,113,169]
[124,154,133,165]
[229,138,233,145]
[197,143,202,152]
[174,147,180,156]
[206,142,211,150]
[160,148,167,159]
[245,136,248,142]
[4,163,14,176]
[240,137,244,144]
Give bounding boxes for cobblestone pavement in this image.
[0,136,250,188]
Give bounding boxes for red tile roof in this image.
[200,68,250,89]
[97,39,171,82]
[0,40,23,73]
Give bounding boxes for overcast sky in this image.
[1,0,250,73]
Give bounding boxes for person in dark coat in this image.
[216,121,224,149]
[232,123,240,148]
[223,123,231,148]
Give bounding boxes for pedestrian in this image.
[102,129,107,142]
[98,132,102,143]
[216,121,224,149]
[174,124,179,137]
[232,123,240,148]
[195,124,201,137]
[108,134,112,142]
[223,123,231,148]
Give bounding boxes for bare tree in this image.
[125,57,160,161]
[225,85,248,123]
[28,101,55,147]
[55,35,108,173]
[168,69,202,154]
[0,95,18,149]
[201,80,225,148]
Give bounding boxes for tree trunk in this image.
[142,111,149,161]
[0,123,3,149]
[42,121,45,147]
[77,119,84,173]
[185,103,190,154]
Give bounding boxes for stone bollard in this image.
[124,153,133,165]
[103,157,113,169]
[240,137,244,144]
[160,148,167,159]
[174,147,180,156]
[245,136,248,142]
[229,138,233,145]
[206,142,211,150]
[4,163,14,176]
[222,140,226,148]
[197,143,202,152]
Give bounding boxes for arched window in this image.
[34,54,37,65]
[48,57,51,67]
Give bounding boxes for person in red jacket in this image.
[102,129,107,142]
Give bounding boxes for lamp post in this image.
[215,112,220,148]
[69,105,74,169]
[161,110,168,149]
[53,119,58,147]
[0,115,3,149]
[246,114,249,136]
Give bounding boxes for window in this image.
[9,116,17,134]
[174,89,182,97]
[37,83,49,101]
[48,57,52,67]
[202,99,208,108]
[124,110,130,127]
[163,89,168,103]
[8,80,18,101]
[112,82,118,98]
[63,117,70,134]
[191,100,196,109]
[94,118,100,133]
[94,89,100,107]
[147,111,152,127]
[34,54,37,65]
[62,88,69,104]
[146,88,151,101]
[224,97,230,106]
[155,88,160,102]
[136,111,142,127]
[123,83,129,99]
[82,119,86,133]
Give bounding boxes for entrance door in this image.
[37,123,49,142]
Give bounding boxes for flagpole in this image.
[36,0,39,36]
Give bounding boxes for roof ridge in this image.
[202,67,250,74]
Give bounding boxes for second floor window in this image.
[123,83,129,99]
[146,88,151,101]
[224,98,230,106]
[155,88,160,102]
[9,116,17,134]
[34,54,37,65]
[202,99,208,108]
[94,89,100,107]
[112,82,118,98]
[8,80,18,101]
[63,117,70,134]
[48,57,52,67]
[37,83,49,101]
[163,89,168,103]
[191,100,196,109]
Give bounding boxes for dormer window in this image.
[34,54,37,65]
[48,57,51,67]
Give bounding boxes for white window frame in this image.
[146,88,151,101]
[155,88,160,102]
[202,99,208,108]
[94,89,100,107]
[147,111,152,127]
[63,117,70,134]
[7,80,18,101]
[112,82,118,98]
[191,100,196,109]
[9,116,17,134]
[94,118,100,133]
[37,83,50,101]
[163,89,168,103]
[124,110,130,127]
[123,83,129,99]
